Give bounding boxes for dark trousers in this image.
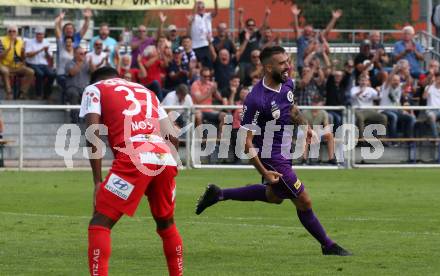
[382,110,416,138]
[56,74,67,103]
[194,46,213,69]
[27,63,56,99]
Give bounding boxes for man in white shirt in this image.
[423,72,440,138]
[89,23,119,68]
[25,26,56,100]
[189,0,218,68]
[162,84,193,128]
[350,74,387,138]
[86,39,109,72]
[380,71,416,138]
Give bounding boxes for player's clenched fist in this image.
[263,170,283,184]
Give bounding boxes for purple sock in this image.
[297,209,334,248]
[220,184,268,202]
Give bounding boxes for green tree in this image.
[275,0,411,29]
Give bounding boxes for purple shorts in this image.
[261,160,305,199]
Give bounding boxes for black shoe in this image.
[195,184,221,215]
[327,158,337,165]
[322,243,352,256]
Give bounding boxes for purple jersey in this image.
[241,78,295,161]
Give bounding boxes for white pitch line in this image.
[1,211,439,237]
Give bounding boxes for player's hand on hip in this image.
[264,170,282,185]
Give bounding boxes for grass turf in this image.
[0,169,439,275]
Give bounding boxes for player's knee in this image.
[295,192,312,211]
[154,216,175,230]
[89,212,117,229]
[265,188,283,204]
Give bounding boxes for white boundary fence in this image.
[0,104,439,170]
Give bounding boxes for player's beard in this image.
[272,69,289,84]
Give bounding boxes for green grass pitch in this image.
[1,169,440,275]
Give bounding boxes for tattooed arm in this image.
[290,105,308,127]
[291,105,317,144]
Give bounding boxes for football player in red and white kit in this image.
[79,67,183,276]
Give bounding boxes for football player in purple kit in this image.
[195,46,351,256]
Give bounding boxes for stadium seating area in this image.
[1,4,440,166]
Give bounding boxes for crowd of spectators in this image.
[1,2,440,152]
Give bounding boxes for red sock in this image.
[157,224,184,276]
[88,225,111,276]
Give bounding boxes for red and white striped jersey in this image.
[79,78,173,164]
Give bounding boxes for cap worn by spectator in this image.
[35,26,45,34]
[168,25,177,32]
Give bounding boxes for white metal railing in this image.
[350,105,440,168]
[1,104,440,170]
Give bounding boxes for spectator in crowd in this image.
[162,84,193,128]
[120,26,133,53]
[0,110,3,139]
[231,86,249,127]
[191,67,226,135]
[419,59,440,88]
[89,22,119,68]
[188,0,218,68]
[180,36,197,71]
[369,31,390,69]
[393,25,424,78]
[259,27,282,49]
[130,24,156,68]
[423,72,440,138]
[157,12,181,51]
[165,46,189,90]
[325,66,352,131]
[296,58,326,106]
[0,25,34,100]
[209,37,238,91]
[139,45,165,100]
[417,59,440,106]
[213,22,236,56]
[237,7,270,66]
[291,5,342,75]
[24,26,56,100]
[302,104,337,164]
[380,68,416,139]
[230,86,250,163]
[55,9,92,48]
[220,75,241,105]
[117,54,146,83]
[302,32,332,73]
[242,49,262,86]
[393,59,414,103]
[350,75,387,138]
[354,39,386,87]
[86,39,110,72]
[157,40,173,85]
[56,36,74,102]
[65,46,90,122]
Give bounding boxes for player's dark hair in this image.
[259,46,286,65]
[90,66,119,84]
